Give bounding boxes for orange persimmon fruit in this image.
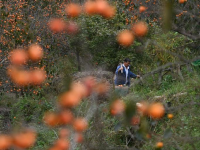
[48,18,66,33]
[9,49,28,65]
[0,135,12,150]
[13,129,37,149]
[59,110,74,125]
[139,6,147,13]
[110,99,126,116]
[131,21,148,37]
[65,3,81,17]
[30,69,46,85]
[73,118,88,132]
[148,102,165,119]
[28,44,43,61]
[117,30,134,47]
[43,111,59,127]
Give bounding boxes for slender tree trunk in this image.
[76,49,81,71]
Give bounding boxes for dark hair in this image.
[124,58,131,62]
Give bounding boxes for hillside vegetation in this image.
[0,0,199,150]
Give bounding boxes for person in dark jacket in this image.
[114,58,140,86]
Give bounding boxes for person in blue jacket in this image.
[114,58,140,86]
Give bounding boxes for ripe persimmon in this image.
[71,82,88,98]
[75,133,84,143]
[14,70,30,86]
[179,0,186,3]
[54,138,70,150]
[131,21,148,37]
[136,101,149,115]
[28,44,43,61]
[93,82,109,94]
[84,1,96,15]
[59,128,70,138]
[0,135,12,150]
[9,49,28,65]
[95,0,109,15]
[30,69,46,85]
[131,116,140,125]
[66,21,79,35]
[59,110,74,125]
[82,76,96,95]
[48,147,60,150]
[110,99,126,116]
[148,102,165,119]
[117,30,134,47]
[43,111,59,127]
[167,113,174,119]
[59,91,82,108]
[13,129,37,149]
[65,3,81,17]
[48,18,66,33]
[102,6,116,19]
[73,118,88,132]
[139,6,147,13]
[156,142,164,148]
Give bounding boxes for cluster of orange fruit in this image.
[7,44,46,86]
[110,100,165,122]
[117,21,148,47]
[43,76,109,149]
[48,0,116,34]
[48,19,79,34]
[0,129,37,150]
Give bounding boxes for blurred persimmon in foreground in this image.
[54,138,70,150]
[59,91,82,108]
[95,0,109,15]
[131,115,140,125]
[0,135,12,150]
[93,82,109,94]
[75,133,84,143]
[132,22,148,37]
[139,6,147,13]
[7,66,19,79]
[179,0,186,3]
[65,3,81,17]
[9,49,28,65]
[82,76,96,95]
[13,129,37,149]
[73,118,88,132]
[28,44,43,61]
[14,70,31,86]
[110,99,126,116]
[71,82,88,98]
[43,111,59,127]
[48,18,66,33]
[136,101,149,115]
[117,30,134,47]
[59,110,74,125]
[30,69,46,85]
[84,1,96,15]
[102,6,116,19]
[148,102,165,119]
[59,128,70,138]
[66,21,79,35]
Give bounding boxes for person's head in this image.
[123,58,131,67]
